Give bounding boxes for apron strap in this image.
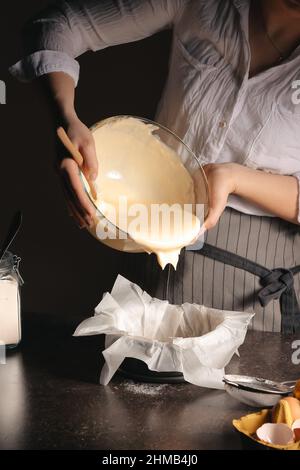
[197,243,300,334]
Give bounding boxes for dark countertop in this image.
[0,313,299,450]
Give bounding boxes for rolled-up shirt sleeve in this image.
[9,0,186,87]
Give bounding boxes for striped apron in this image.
[124,208,300,334]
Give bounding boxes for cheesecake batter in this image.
[84,116,202,269]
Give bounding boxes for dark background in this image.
[0,1,172,319]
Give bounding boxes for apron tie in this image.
[258,268,294,307]
[196,243,300,334]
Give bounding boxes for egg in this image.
[292,418,300,442]
[256,423,295,446]
[282,397,300,421]
[272,397,300,426]
[294,379,300,400]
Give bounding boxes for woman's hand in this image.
[58,115,98,228]
[203,162,299,228]
[203,163,237,230]
[41,71,98,229]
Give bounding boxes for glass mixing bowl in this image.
[81,115,209,253]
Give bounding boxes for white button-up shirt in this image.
[10,0,300,221]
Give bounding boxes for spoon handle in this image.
[281,380,297,390]
[57,127,97,200]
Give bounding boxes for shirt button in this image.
[219,120,227,128]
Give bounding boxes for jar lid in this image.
[0,251,23,284]
[0,251,15,271]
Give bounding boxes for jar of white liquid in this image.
[0,252,23,348]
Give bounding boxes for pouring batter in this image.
[83,116,201,269]
[10,0,300,333]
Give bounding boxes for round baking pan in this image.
[117,357,186,384]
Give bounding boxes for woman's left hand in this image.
[203,163,238,230]
[203,162,299,228]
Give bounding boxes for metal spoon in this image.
[223,374,297,407]
[0,211,22,262]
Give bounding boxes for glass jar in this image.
[0,251,23,348]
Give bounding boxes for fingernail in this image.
[90,171,97,181]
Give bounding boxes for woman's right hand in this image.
[58,115,98,229]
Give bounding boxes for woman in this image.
[10,0,300,333]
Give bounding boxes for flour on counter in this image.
[119,380,169,396]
